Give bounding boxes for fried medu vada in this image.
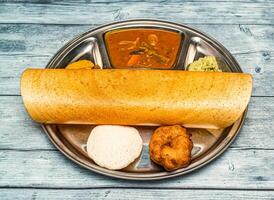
[149,125,193,171]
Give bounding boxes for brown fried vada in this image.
[149,125,193,171]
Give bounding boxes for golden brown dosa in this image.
[21,69,252,129]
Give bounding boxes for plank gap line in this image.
[0,22,273,26]
[0,186,273,191]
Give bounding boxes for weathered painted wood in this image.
[0,2,273,24]
[1,24,273,56]
[1,188,274,200]
[2,0,274,3]
[0,24,273,96]
[0,148,273,189]
[0,0,273,196]
[0,96,273,150]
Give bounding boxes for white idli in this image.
[86,125,143,170]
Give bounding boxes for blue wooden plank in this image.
[2,0,274,3]
[0,24,273,96]
[0,148,273,189]
[1,24,273,56]
[0,2,273,24]
[1,188,274,200]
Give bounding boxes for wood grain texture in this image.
[0,0,274,197]
[1,24,273,56]
[0,24,273,96]
[0,1,273,24]
[0,148,273,189]
[1,188,274,200]
[2,0,274,3]
[0,96,273,150]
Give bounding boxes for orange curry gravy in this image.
[105,29,182,69]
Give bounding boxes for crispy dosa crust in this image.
[21,69,252,129]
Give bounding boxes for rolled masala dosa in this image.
[21,69,252,129]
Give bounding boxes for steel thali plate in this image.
[43,19,246,180]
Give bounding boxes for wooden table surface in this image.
[0,1,274,199]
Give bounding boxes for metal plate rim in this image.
[42,19,247,180]
[42,109,246,180]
